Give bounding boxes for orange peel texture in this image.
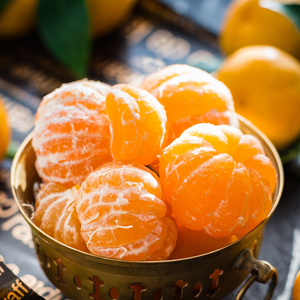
[140,64,238,138]
[159,123,276,238]
[77,161,177,261]
[32,79,113,188]
[34,182,89,252]
[105,84,167,165]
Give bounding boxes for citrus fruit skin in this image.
[105,84,167,166]
[0,0,136,39]
[159,123,276,238]
[293,270,300,300]
[0,97,10,160]
[169,221,237,259]
[34,182,89,252]
[217,45,300,150]
[219,0,300,60]
[86,0,137,38]
[77,161,177,261]
[140,64,238,139]
[0,0,38,38]
[32,79,112,188]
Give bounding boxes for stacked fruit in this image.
[32,65,277,261]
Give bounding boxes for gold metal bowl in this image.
[11,115,284,300]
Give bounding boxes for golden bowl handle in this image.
[233,249,278,300]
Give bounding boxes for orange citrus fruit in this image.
[217,45,300,150]
[0,97,10,160]
[159,123,276,238]
[293,270,300,300]
[34,182,89,252]
[32,79,112,188]
[169,221,237,259]
[140,64,238,138]
[105,84,167,165]
[0,0,38,38]
[77,161,177,261]
[0,0,137,39]
[219,0,300,60]
[86,0,137,38]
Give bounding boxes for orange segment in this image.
[163,147,218,205]
[144,217,177,261]
[81,212,163,248]
[106,84,167,165]
[236,170,272,237]
[140,64,203,92]
[82,161,163,200]
[181,123,236,154]
[159,134,213,183]
[77,162,171,261]
[207,163,252,238]
[243,154,277,193]
[233,134,265,163]
[85,220,166,261]
[35,182,66,209]
[172,153,236,231]
[34,183,88,252]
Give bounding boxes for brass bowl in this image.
[11,115,284,300]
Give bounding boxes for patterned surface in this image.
[1,1,300,299]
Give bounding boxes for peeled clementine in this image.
[140,64,238,139]
[160,123,276,238]
[32,79,112,188]
[77,161,177,261]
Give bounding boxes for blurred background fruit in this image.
[0,0,137,77]
[0,97,10,160]
[219,0,300,60]
[87,0,137,38]
[0,0,38,38]
[0,0,137,38]
[293,270,300,300]
[217,45,300,151]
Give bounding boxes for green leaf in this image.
[37,0,91,78]
[260,0,300,33]
[6,140,20,159]
[0,0,12,15]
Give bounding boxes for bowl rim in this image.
[10,114,284,265]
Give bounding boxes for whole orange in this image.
[0,0,38,38]
[86,0,137,38]
[0,0,137,39]
[0,97,10,160]
[293,270,300,300]
[217,45,300,150]
[219,0,300,60]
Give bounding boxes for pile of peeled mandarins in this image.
[32,64,277,261]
